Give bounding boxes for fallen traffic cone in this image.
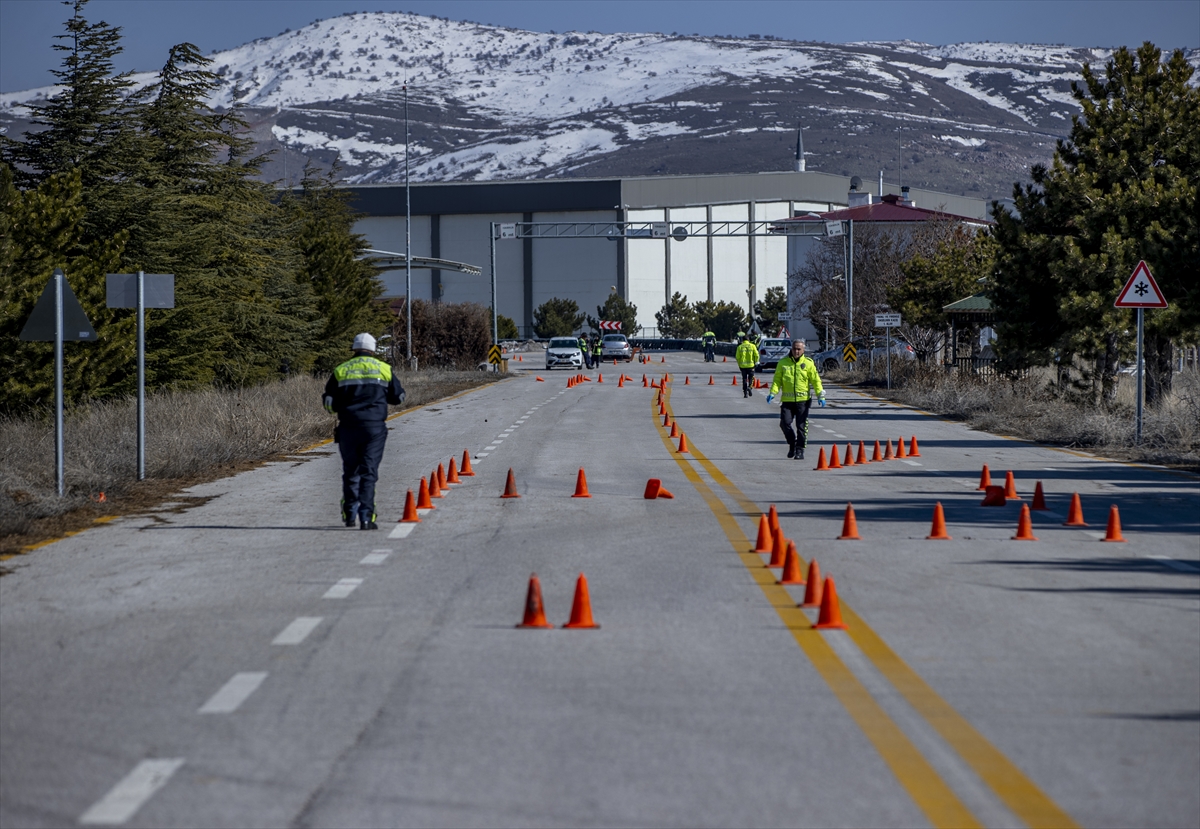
[1003,471,1021,500]
[651,381,660,389]
[777,541,805,585]
[814,447,829,470]
[884,439,895,460]
[572,468,592,498]
[429,467,444,498]
[871,440,884,462]
[446,457,461,484]
[896,436,908,458]
[980,485,1006,506]
[500,468,521,498]
[437,463,448,491]
[1063,493,1087,526]
[644,478,662,499]
[927,502,951,539]
[669,421,679,438]
[843,442,855,465]
[768,526,787,567]
[516,574,552,628]
[828,443,842,469]
[1012,503,1038,540]
[813,576,848,629]
[977,464,992,490]
[536,376,544,382]
[677,433,690,453]
[400,489,420,522]
[417,478,435,510]
[563,573,599,628]
[752,514,772,553]
[1102,505,1127,542]
[1031,481,1048,510]
[800,561,823,607]
[768,504,780,535]
[909,436,921,457]
[460,450,475,476]
[658,485,674,498]
[838,503,861,540]
[708,375,714,385]
[684,376,690,385]
[856,441,869,464]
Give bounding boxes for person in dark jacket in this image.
[323,333,405,529]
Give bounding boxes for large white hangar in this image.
[344,171,989,338]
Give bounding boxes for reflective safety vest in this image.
[735,340,759,369]
[323,354,405,425]
[769,355,824,402]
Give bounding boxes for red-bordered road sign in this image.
[598,320,622,331]
[1115,261,1168,308]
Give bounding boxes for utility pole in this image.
[404,81,413,369]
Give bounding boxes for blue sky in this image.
[1,0,1196,92]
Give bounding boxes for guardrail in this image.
[629,338,737,356]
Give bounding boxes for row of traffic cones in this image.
[829,499,1127,542]
[493,467,677,502]
[813,436,921,470]
[975,465,1126,540]
[517,573,599,629]
[399,450,476,522]
[753,505,846,628]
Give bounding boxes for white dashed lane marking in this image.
[198,672,267,714]
[360,552,390,565]
[323,578,363,599]
[387,524,416,539]
[79,758,185,826]
[272,617,322,646]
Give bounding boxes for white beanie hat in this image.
[352,332,376,352]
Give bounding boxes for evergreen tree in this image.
[693,299,747,341]
[533,297,585,337]
[589,294,639,337]
[991,43,1199,405]
[655,292,700,337]
[753,286,788,333]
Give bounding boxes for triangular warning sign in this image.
[1115,261,1167,309]
[777,326,791,338]
[19,271,98,342]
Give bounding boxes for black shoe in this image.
[796,448,805,460]
[787,446,796,458]
[341,500,358,527]
[360,519,378,530]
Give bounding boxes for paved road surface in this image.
[2,353,1197,828]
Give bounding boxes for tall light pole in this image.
[404,81,413,369]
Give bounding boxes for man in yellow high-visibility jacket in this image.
[734,333,759,398]
[766,340,825,460]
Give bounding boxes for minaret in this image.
[794,124,805,172]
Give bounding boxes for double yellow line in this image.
[654,385,1076,829]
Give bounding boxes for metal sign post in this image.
[1114,261,1167,445]
[875,312,901,390]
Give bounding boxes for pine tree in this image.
[590,294,639,338]
[753,286,788,334]
[655,292,700,337]
[533,298,585,337]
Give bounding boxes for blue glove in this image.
[817,396,826,407]
[766,394,775,404]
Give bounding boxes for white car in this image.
[755,338,792,372]
[545,337,584,370]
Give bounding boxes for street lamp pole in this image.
[404,81,413,369]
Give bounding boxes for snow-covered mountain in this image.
[3,12,1195,199]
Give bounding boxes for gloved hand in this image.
[766,394,775,404]
[817,396,826,407]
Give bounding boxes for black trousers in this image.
[338,423,388,520]
[779,400,812,450]
[741,368,755,395]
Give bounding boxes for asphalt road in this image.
[2,352,1197,829]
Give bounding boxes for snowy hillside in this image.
[3,12,1195,198]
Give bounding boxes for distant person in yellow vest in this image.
[766,340,825,460]
[735,332,759,398]
[323,333,405,529]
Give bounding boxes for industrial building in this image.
[345,171,989,339]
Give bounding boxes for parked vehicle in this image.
[755,338,792,372]
[812,341,869,372]
[601,333,633,362]
[870,340,916,364]
[545,337,583,370]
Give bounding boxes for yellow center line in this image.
[655,386,982,829]
[663,383,1079,829]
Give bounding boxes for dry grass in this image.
[0,369,499,550]
[826,364,1200,469]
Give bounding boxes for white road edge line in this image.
[272,617,322,646]
[323,578,363,599]
[902,459,922,466]
[79,758,185,826]
[198,672,267,714]
[387,524,416,539]
[1146,554,1200,573]
[360,552,390,565]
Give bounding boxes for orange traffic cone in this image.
[1004,471,1021,500]
[657,486,674,499]
[723,356,728,362]
[927,502,951,540]
[501,468,521,498]
[664,373,670,383]
[768,526,787,567]
[642,374,648,387]
[813,576,848,629]
[661,356,665,362]
[461,450,475,476]
[663,413,671,427]
[572,468,592,498]
[1012,504,1038,540]
[567,377,574,388]
[516,574,552,628]
[843,442,855,465]
[400,489,420,523]
[828,443,842,469]
[669,421,679,438]
[1063,493,1087,526]
[884,440,895,460]
[814,446,829,470]
[977,464,992,490]
[684,376,690,385]
[732,376,739,386]
[677,433,690,453]
[871,440,884,462]
[838,503,862,540]
[429,467,444,498]
[1102,505,1127,542]
[446,457,461,484]
[708,375,714,385]
[437,463,448,491]
[752,514,772,553]
[563,573,599,628]
[856,441,869,464]
[597,372,603,383]
[613,359,618,366]
[517,355,522,362]
[643,478,663,499]
[896,436,907,458]
[618,376,625,388]
[777,541,805,585]
[417,478,435,510]
[800,561,823,607]
[536,376,544,382]
[909,436,921,457]
[1031,481,1048,510]
[767,504,780,535]
[980,485,1007,506]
